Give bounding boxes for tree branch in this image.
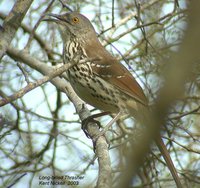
[0,63,71,107]
[6,46,112,188]
[0,0,33,59]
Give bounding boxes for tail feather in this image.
[127,101,182,187]
[155,135,182,188]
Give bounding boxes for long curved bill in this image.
[42,13,64,23]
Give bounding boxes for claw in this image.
[81,112,111,152]
[81,112,110,138]
[81,117,103,152]
[81,117,102,138]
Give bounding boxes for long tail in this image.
[155,135,182,188]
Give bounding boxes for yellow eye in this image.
[72,17,79,23]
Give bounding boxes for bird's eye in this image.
[72,17,79,23]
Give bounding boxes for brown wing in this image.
[90,58,148,106]
[84,39,148,106]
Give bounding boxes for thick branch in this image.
[6,47,112,188]
[0,12,56,60]
[0,0,33,59]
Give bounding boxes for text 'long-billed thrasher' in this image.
[46,11,182,187]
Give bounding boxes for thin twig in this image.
[17,62,30,84]
[24,0,55,50]
[0,63,72,107]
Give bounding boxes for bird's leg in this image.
[94,111,122,140]
[155,135,182,188]
[81,111,110,138]
[82,111,122,151]
[89,111,122,152]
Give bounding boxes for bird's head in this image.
[44,12,96,42]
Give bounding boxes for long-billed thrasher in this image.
[45,11,182,187]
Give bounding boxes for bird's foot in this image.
[81,112,111,152]
[81,116,102,138]
[81,111,110,138]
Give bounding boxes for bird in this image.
[44,11,182,187]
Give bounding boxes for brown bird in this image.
[45,11,182,187]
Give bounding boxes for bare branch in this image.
[0,63,71,107]
[0,0,33,59]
